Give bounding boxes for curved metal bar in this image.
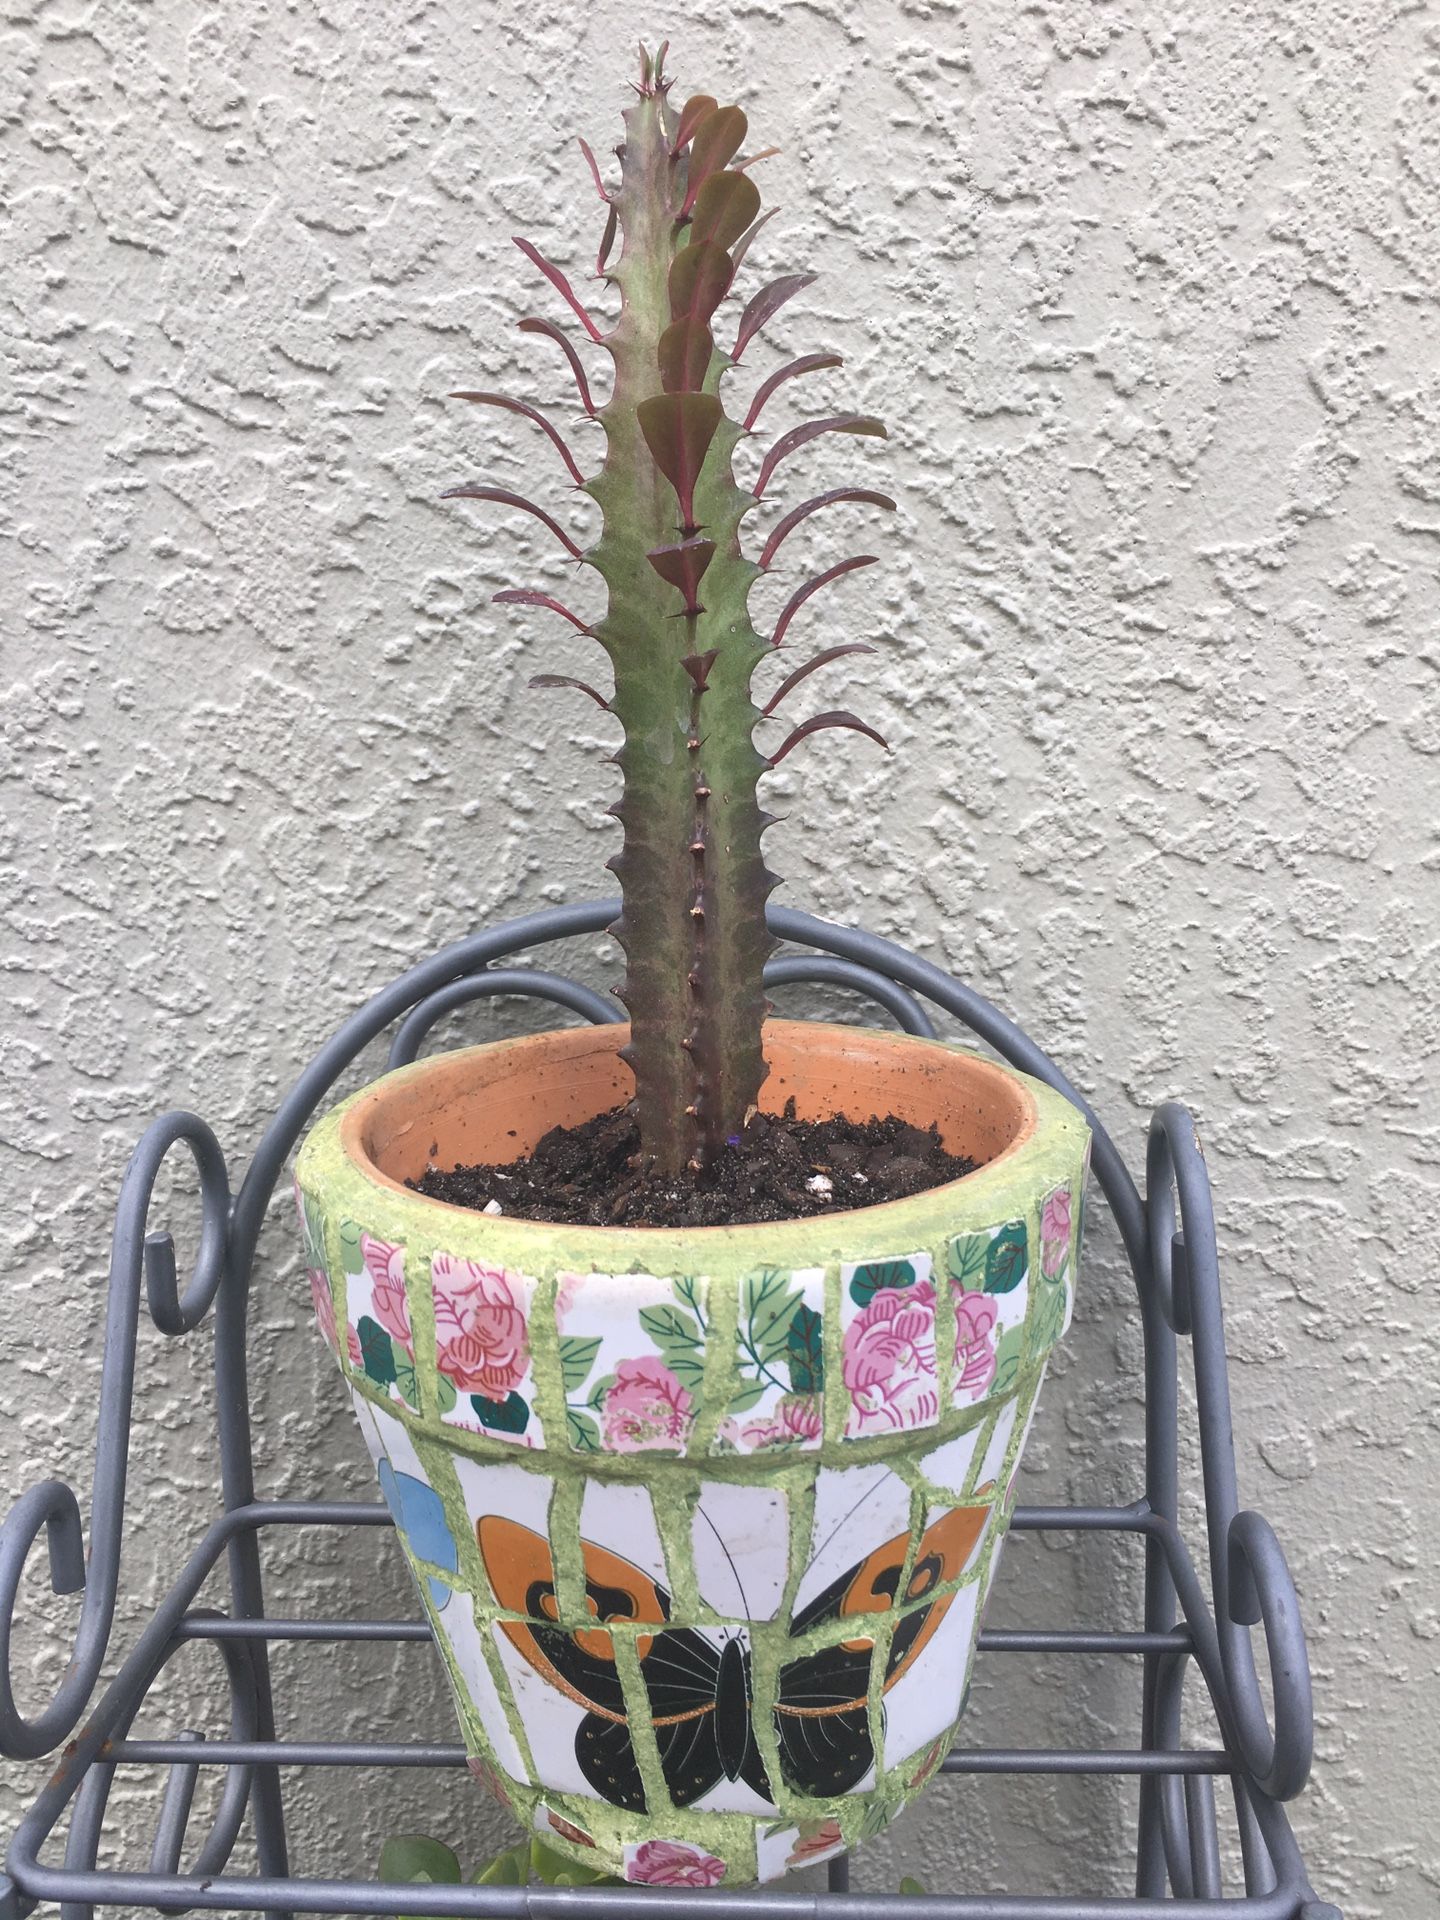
[1147,1104,1314,1803]
[763,955,936,1037]
[62,1614,257,1920]
[0,1112,231,1762]
[387,968,622,1068]
[1225,1512,1315,1802]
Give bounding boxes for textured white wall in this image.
[3,0,1437,1912]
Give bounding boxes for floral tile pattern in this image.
[433,1252,543,1446]
[945,1214,1029,1407]
[715,1267,825,1453]
[555,1270,708,1454]
[1035,1178,1080,1350]
[341,1220,419,1411]
[295,1182,347,1361]
[623,1839,728,1887]
[839,1254,939,1439]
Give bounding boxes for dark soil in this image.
[407,1100,977,1229]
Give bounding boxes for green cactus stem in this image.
[446,44,894,1175]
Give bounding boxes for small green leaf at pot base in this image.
[849,1259,916,1307]
[473,1842,529,1886]
[357,1315,398,1387]
[529,1838,622,1887]
[380,1835,462,1887]
[787,1301,825,1392]
[469,1390,530,1435]
[900,1877,928,1896]
[984,1221,1028,1294]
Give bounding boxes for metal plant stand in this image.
[0,901,1340,1920]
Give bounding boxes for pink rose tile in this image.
[555,1270,708,1456]
[343,1224,418,1410]
[432,1252,543,1447]
[623,1839,727,1888]
[839,1254,939,1440]
[945,1217,1029,1409]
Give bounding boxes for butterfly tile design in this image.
[839,1253,939,1441]
[353,1393,457,1606]
[946,1215,1029,1408]
[431,1251,543,1446]
[555,1270,708,1455]
[341,1221,419,1411]
[691,1481,788,1623]
[879,1580,980,1770]
[716,1267,825,1453]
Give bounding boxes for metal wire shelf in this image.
[0,900,1341,1920]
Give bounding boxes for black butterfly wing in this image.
[643,1628,774,1808]
[773,1561,883,1796]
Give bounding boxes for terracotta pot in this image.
[294,1019,1090,1886]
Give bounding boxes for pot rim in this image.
[310,1018,1085,1262]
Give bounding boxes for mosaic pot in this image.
[293,1019,1090,1886]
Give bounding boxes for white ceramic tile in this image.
[580,1481,671,1598]
[796,1465,911,1617]
[556,1270,708,1455]
[361,1397,460,1608]
[432,1251,544,1446]
[755,1818,848,1879]
[491,1624,597,1798]
[839,1253,939,1440]
[717,1267,825,1454]
[367,1397,429,1480]
[976,1400,1019,1495]
[880,1580,980,1769]
[692,1482,788,1622]
[431,1588,530,1780]
[919,1425,984,1498]
[451,1456,556,1614]
[755,1824,801,1882]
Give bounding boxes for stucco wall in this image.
[3,0,1437,1912]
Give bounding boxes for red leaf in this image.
[637,392,722,531]
[733,272,816,361]
[596,202,618,275]
[513,237,604,342]
[647,537,716,611]
[768,709,889,766]
[743,351,844,431]
[682,105,748,214]
[671,93,717,154]
[731,206,778,274]
[658,316,714,393]
[440,486,585,560]
[449,391,585,487]
[494,588,593,633]
[690,170,761,251]
[753,413,887,498]
[577,137,611,203]
[669,240,733,327]
[758,487,897,569]
[517,317,599,418]
[760,643,875,716]
[768,555,880,651]
[530,672,612,710]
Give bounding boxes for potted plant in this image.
[294,43,1090,1889]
